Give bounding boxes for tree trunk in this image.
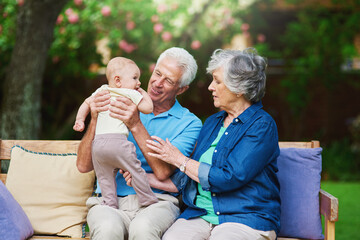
[0,0,69,139]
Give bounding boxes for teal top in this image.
[195,125,227,224]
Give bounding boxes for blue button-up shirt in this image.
[179,101,281,233]
[95,99,202,196]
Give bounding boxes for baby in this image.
[73,57,158,208]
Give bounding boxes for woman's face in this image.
[208,67,238,111]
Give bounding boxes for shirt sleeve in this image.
[91,85,107,97]
[200,120,279,193]
[171,118,202,158]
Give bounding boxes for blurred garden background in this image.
[0,0,359,238]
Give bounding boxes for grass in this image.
[321,181,360,240]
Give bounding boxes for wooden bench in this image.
[0,140,338,240]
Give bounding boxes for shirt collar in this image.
[216,101,263,124]
[153,99,183,119]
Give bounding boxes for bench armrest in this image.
[320,189,338,240]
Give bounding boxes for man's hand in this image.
[89,90,110,120]
[109,96,141,130]
[119,169,132,187]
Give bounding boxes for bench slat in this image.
[0,140,80,160]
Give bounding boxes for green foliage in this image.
[321,182,360,240]
[0,0,255,139]
[252,1,360,116]
[0,0,17,78]
[322,138,360,181]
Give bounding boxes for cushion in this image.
[5,145,95,238]
[277,147,324,239]
[0,180,34,239]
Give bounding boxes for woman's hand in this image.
[146,136,185,167]
[119,169,132,187]
[89,90,110,120]
[109,96,140,131]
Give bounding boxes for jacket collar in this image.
[216,101,263,124]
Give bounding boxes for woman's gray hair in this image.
[206,48,267,103]
[157,47,198,87]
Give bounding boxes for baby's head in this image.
[106,57,141,89]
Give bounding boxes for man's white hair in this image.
[156,47,198,87]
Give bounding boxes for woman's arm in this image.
[146,136,201,183]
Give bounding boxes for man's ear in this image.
[115,76,122,87]
[176,85,189,96]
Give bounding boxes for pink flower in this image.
[101,6,111,17]
[149,63,156,73]
[74,0,82,6]
[3,12,8,18]
[17,0,24,7]
[59,27,66,34]
[68,13,79,24]
[223,8,231,15]
[118,40,137,53]
[151,15,159,23]
[65,8,73,16]
[52,56,60,63]
[171,3,179,10]
[56,15,63,25]
[161,31,172,42]
[241,23,250,32]
[126,21,136,30]
[157,4,167,13]
[257,34,266,43]
[119,40,128,49]
[227,17,235,25]
[191,40,201,50]
[153,23,163,34]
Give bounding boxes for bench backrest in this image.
[0,139,320,184]
[0,140,80,184]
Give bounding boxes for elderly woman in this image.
[146,48,280,240]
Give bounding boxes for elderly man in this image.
[76,47,202,240]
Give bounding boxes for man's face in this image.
[147,57,188,110]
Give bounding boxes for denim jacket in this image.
[177,101,281,233]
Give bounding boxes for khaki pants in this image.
[86,194,179,240]
[162,218,277,240]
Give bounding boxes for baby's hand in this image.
[136,87,145,94]
[73,121,85,132]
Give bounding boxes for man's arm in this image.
[76,90,110,173]
[109,96,176,181]
[121,170,178,193]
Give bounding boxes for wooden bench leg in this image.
[325,220,335,240]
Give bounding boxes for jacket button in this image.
[216,211,220,215]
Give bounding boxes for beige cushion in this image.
[6,146,95,238]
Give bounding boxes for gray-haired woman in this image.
[145,48,281,240]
